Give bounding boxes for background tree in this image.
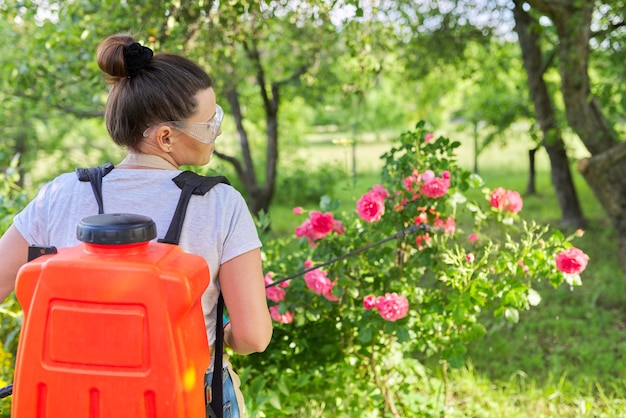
[201,2,341,215]
[512,0,586,228]
[524,0,626,271]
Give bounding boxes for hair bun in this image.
[124,42,153,78]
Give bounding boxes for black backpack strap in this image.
[76,163,115,214]
[157,171,230,245]
[209,295,225,418]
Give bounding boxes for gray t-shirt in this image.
[13,168,262,350]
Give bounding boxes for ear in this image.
[152,125,176,152]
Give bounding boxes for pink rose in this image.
[332,220,345,234]
[468,233,479,243]
[403,169,421,192]
[505,191,523,213]
[363,295,377,310]
[489,187,506,209]
[269,305,294,324]
[323,280,342,302]
[265,285,286,302]
[295,212,340,245]
[357,191,385,222]
[421,170,435,184]
[375,293,409,322]
[490,187,523,214]
[309,211,335,237]
[466,253,475,263]
[304,268,333,295]
[414,212,428,225]
[264,272,286,302]
[415,233,431,250]
[420,177,450,199]
[293,206,304,215]
[434,216,456,234]
[555,247,589,275]
[295,219,313,239]
[371,184,390,200]
[424,132,434,143]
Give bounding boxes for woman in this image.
[0,34,273,417]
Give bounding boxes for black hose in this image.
[0,384,12,399]
[265,223,430,288]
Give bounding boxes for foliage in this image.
[0,156,29,233]
[0,158,28,415]
[274,159,343,206]
[234,122,588,416]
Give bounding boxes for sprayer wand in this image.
[265,223,430,288]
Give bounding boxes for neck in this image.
[118,152,179,170]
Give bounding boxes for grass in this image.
[268,126,626,416]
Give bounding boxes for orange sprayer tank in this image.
[12,213,210,418]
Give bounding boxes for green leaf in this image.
[396,327,410,343]
[469,174,484,189]
[358,326,372,343]
[268,393,282,410]
[466,322,486,342]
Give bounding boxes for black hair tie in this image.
[124,42,153,78]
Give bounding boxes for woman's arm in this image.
[219,248,272,354]
[0,225,30,301]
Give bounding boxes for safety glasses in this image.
[143,104,224,144]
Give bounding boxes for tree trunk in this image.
[526,148,537,195]
[527,0,626,273]
[216,88,274,217]
[214,37,290,217]
[513,0,586,228]
[214,39,307,218]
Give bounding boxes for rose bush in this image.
[233,122,588,417]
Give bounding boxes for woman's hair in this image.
[96,34,213,149]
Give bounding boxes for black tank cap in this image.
[77,213,157,244]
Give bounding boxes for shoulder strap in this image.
[157,171,230,244]
[209,295,225,417]
[75,163,115,214]
[76,165,230,242]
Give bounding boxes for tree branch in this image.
[243,39,273,112]
[12,89,103,118]
[578,141,626,177]
[273,64,308,88]
[213,150,246,179]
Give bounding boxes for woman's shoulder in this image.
[37,171,83,194]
